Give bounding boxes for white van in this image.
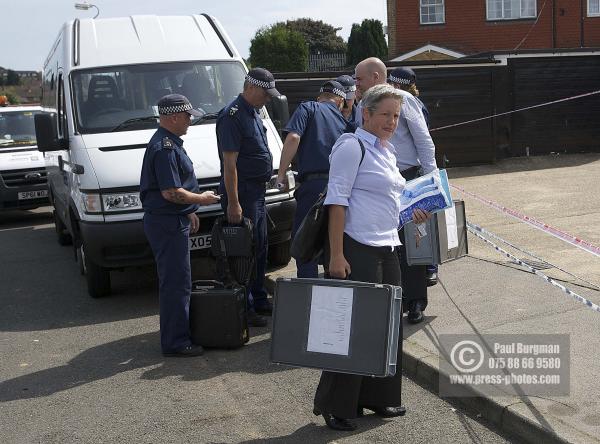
[0,105,49,210]
[35,14,296,298]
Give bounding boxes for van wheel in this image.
[268,240,291,266]
[82,244,111,298]
[53,210,72,246]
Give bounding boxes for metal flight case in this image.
[271,278,402,377]
[405,199,469,265]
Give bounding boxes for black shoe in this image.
[407,307,424,324]
[254,301,273,315]
[162,344,204,357]
[364,406,407,417]
[247,310,268,327]
[426,272,438,287]
[313,407,357,431]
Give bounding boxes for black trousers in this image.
[314,234,403,419]
[398,166,428,312]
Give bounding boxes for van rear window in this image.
[71,61,246,134]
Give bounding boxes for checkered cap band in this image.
[320,87,346,99]
[389,75,412,85]
[245,75,276,89]
[158,102,193,115]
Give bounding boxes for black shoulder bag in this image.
[290,138,366,263]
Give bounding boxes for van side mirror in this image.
[266,95,289,140]
[35,113,68,152]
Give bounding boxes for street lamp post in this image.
[74,2,100,19]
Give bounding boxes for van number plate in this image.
[18,190,48,200]
[189,234,211,251]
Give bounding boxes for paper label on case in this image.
[306,285,354,356]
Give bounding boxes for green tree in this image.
[347,19,388,66]
[249,25,308,72]
[277,18,346,54]
[5,70,20,86]
[346,24,361,66]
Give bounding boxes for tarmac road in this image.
[0,207,516,444]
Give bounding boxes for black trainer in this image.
[162,344,204,357]
[254,301,273,315]
[247,310,268,327]
[426,272,438,287]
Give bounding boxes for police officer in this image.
[388,67,438,287]
[216,67,279,327]
[276,80,348,278]
[388,67,430,127]
[335,75,358,125]
[140,94,220,357]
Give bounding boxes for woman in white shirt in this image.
[313,84,429,431]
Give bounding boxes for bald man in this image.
[354,57,387,97]
[354,57,438,324]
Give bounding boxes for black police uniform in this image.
[216,94,272,311]
[284,100,348,277]
[347,103,360,132]
[140,126,200,354]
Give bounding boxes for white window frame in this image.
[420,0,445,25]
[589,0,600,17]
[486,0,537,20]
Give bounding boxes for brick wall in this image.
[387,0,399,59]
[391,0,600,58]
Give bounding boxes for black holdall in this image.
[211,216,255,288]
[291,137,366,263]
[189,280,249,349]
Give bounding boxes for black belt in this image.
[238,179,268,189]
[400,165,421,180]
[301,172,329,182]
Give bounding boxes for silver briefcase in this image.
[405,199,469,265]
[270,277,402,377]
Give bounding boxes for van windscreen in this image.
[0,110,39,148]
[71,61,246,134]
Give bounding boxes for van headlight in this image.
[81,192,102,213]
[102,192,142,212]
[81,191,142,213]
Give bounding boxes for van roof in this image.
[69,14,238,70]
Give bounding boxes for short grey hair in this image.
[361,84,403,114]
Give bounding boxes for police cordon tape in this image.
[429,89,600,133]
[466,222,600,314]
[467,221,600,291]
[451,184,600,258]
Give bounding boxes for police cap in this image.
[335,75,357,99]
[245,67,280,97]
[319,80,346,99]
[157,94,203,117]
[388,67,416,86]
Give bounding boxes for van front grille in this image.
[0,168,48,188]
